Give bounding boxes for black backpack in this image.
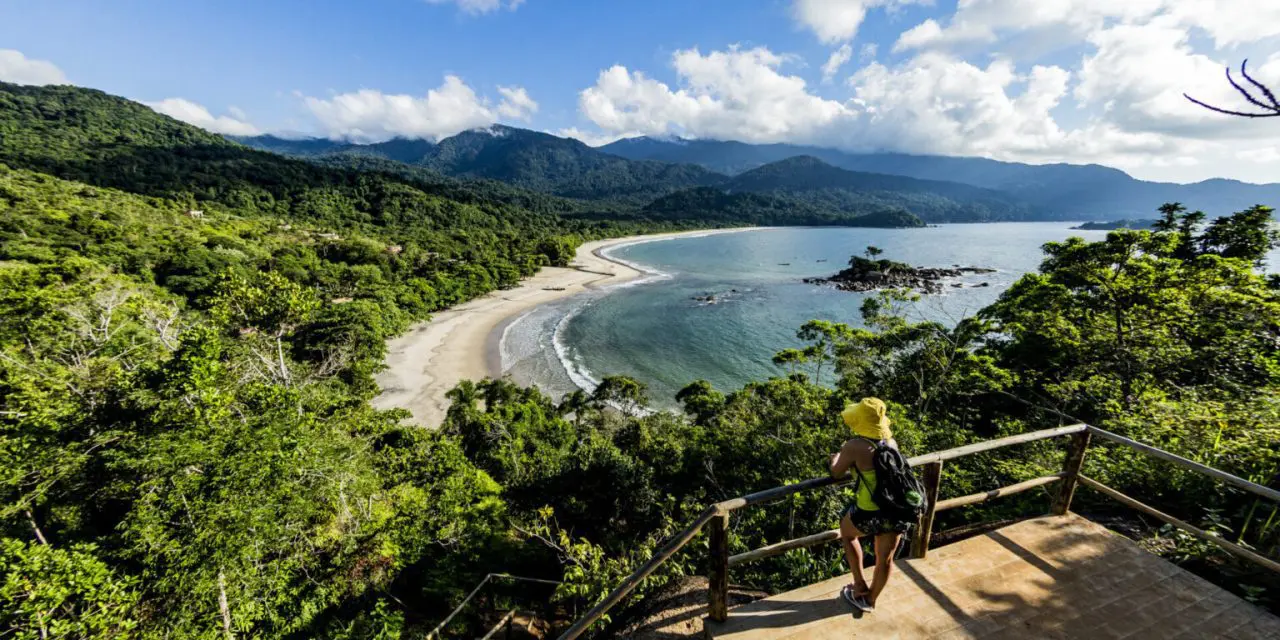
[854,438,926,520]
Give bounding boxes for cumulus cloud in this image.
[892,0,1279,53]
[579,46,856,144]
[793,0,930,44]
[821,44,854,83]
[303,75,538,142]
[424,0,524,15]
[0,49,68,86]
[146,98,260,135]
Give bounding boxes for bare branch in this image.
[1185,60,1280,118]
[1239,58,1280,109]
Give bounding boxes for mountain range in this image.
[236,127,1280,222]
[600,136,1280,218]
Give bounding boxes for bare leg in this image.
[839,512,869,595]
[867,532,902,606]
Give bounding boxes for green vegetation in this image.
[2,80,1279,637]
[640,187,926,227]
[1072,218,1159,230]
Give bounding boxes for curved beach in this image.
[372,228,760,426]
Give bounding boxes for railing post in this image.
[910,461,943,559]
[708,511,730,623]
[1052,429,1091,515]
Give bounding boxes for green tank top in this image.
[854,468,879,511]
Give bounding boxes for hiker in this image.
[829,397,923,613]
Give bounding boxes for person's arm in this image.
[829,439,859,478]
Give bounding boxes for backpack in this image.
[855,438,926,520]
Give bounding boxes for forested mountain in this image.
[639,186,925,227]
[240,130,1043,221]
[725,156,1038,222]
[601,136,1280,217]
[240,126,725,204]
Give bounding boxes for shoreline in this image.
[371,227,766,427]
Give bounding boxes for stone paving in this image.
[706,514,1280,639]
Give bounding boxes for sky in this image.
[3,0,1280,183]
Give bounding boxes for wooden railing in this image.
[428,573,562,640]
[558,424,1280,639]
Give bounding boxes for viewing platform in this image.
[556,424,1280,640]
[707,514,1280,639]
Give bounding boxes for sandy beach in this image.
[371,228,762,426]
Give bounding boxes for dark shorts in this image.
[842,504,913,535]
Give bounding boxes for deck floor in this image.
[706,514,1280,639]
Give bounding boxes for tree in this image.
[1184,59,1280,118]
[1199,204,1280,266]
[865,245,883,258]
[0,539,140,638]
[674,380,725,425]
[591,376,648,417]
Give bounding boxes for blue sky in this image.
[3,0,1280,183]
[1,0,944,133]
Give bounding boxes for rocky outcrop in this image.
[806,260,995,294]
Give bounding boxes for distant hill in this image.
[600,137,1280,218]
[725,156,1038,222]
[639,186,925,227]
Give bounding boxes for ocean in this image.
[500,223,1279,409]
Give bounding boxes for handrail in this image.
[559,507,720,640]
[428,573,561,640]
[1085,426,1280,503]
[1079,475,1280,573]
[711,424,1088,513]
[559,423,1086,639]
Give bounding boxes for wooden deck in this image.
[706,514,1280,639]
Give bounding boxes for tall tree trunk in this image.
[218,570,235,639]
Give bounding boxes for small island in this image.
[1072,218,1159,230]
[806,246,995,294]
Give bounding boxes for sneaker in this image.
[852,595,876,613]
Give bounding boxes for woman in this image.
[829,397,912,613]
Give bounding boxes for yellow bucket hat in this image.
[842,397,892,441]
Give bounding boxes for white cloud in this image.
[793,0,931,43]
[0,49,67,86]
[556,127,632,147]
[821,44,854,83]
[424,0,524,15]
[145,98,260,135]
[579,46,856,144]
[302,75,537,142]
[1237,147,1280,164]
[892,0,1280,53]
[496,86,538,119]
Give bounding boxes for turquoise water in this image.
[500,224,1280,408]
